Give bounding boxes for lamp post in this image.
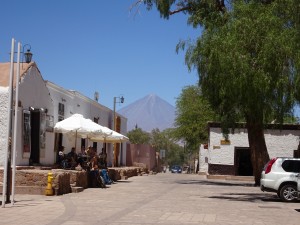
[2,39,33,207]
[23,44,33,63]
[113,95,124,167]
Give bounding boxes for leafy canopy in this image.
[173,85,216,152]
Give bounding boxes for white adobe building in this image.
[199,122,300,176]
[0,62,127,167]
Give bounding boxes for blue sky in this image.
[1,0,199,111]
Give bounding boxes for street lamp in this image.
[23,44,33,63]
[2,39,33,208]
[113,95,124,167]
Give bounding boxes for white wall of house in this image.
[46,81,128,166]
[0,87,9,167]
[0,66,55,166]
[17,66,55,165]
[1,63,128,167]
[199,126,300,174]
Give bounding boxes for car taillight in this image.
[265,158,277,174]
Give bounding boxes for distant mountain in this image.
[117,94,176,132]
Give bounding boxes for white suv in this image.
[260,157,300,202]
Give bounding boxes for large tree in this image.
[141,0,300,185]
[173,85,216,153]
[151,128,185,166]
[127,127,151,144]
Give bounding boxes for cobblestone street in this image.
[1,173,299,225]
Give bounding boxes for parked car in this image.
[260,157,300,202]
[171,165,182,173]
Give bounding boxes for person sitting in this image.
[57,146,67,168]
[89,148,101,187]
[100,169,113,185]
[67,147,78,169]
[98,148,107,169]
[77,146,88,168]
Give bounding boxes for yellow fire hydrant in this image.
[45,172,54,196]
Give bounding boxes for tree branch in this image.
[169,6,191,15]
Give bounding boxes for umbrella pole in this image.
[75,130,77,150]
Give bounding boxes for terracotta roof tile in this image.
[0,62,35,87]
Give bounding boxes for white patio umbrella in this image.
[90,130,129,143]
[54,114,112,146]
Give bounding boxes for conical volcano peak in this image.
[118,94,175,132]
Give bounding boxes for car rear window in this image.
[282,160,300,173]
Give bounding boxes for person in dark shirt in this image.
[67,147,78,169]
[99,148,107,168]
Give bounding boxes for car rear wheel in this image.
[279,184,297,202]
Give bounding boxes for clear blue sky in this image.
[1,0,199,111]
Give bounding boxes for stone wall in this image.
[0,166,148,195]
[108,167,149,181]
[68,170,88,188]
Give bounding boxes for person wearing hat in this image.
[57,146,66,167]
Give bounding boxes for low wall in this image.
[0,166,149,195]
[108,167,149,181]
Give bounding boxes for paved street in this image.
[0,173,299,225]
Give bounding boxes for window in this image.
[282,160,300,173]
[58,103,64,121]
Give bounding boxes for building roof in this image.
[0,62,36,87]
[208,121,300,130]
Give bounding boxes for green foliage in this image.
[165,143,185,166]
[127,128,151,144]
[150,128,185,165]
[173,85,216,152]
[180,1,300,128]
[127,127,185,166]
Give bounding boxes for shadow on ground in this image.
[208,192,281,203]
[115,180,132,183]
[175,179,255,187]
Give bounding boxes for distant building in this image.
[199,122,300,176]
[0,62,127,167]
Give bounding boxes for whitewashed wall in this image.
[199,126,300,173]
[0,66,55,166]
[1,64,127,167]
[17,66,55,165]
[0,87,9,167]
[46,81,128,166]
[209,127,249,165]
[199,144,208,174]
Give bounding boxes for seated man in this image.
[67,147,78,169]
[89,148,102,188]
[98,148,107,168]
[77,146,88,168]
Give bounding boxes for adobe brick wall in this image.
[208,164,235,175]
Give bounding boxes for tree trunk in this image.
[246,116,270,186]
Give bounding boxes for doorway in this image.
[235,147,253,176]
[30,110,40,165]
